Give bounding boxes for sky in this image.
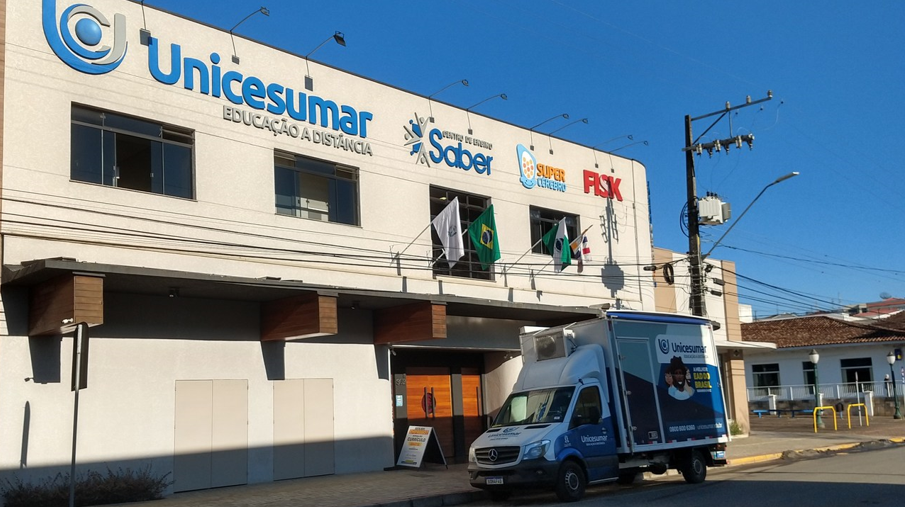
[141,0,905,318]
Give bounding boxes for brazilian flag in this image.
[468,205,501,270]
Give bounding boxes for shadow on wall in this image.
[10,291,388,384]
[2,436,395,498]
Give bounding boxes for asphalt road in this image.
[469,443,905,506]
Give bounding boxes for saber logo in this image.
[403,113,493,175]
[43,0,128,75]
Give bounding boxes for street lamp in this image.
[702,172,799,260]
[809,349,824,429]
[304,31,346,91]
[887,352,903,419]
[229,7,270,64]
[547,117,588,154]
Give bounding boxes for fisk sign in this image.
[582,170,623,201]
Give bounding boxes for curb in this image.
[728,437,905,466]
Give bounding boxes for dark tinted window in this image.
[70,106,194,199]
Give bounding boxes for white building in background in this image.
[0,0,657,495]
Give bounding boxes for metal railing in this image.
[747,380,901,402]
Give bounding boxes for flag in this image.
[570,227,592,273]
[542,218,571,273]
[431,197,464,267]
[468,205,501,270]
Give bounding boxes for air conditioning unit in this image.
[534,330,572,361]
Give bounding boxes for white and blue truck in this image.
[468,311,729,502]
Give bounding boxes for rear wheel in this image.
[680,450,707,484]
[554,461,586,502]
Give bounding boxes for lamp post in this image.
[887,352,903,419]
[809,349,824,429]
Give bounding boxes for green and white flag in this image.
[468,205,501,270]
[542,217,571,273]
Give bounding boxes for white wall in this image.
[0,293,393,488]
[744,344,905,388]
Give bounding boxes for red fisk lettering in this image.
[582,170,623,201]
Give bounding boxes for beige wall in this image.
[652,247,677,313]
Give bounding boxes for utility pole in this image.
[683,91,773,317]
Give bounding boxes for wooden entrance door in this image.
[462,369,484,448]
[405,368,455,458]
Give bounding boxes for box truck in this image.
[468,311,729,502]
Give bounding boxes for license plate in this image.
[711,450,726,459]
[486,477,504,485]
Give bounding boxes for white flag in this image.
[431,197,465,267]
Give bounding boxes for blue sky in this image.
[142,0,905,317]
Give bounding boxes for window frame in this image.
[429,186,493,281]
[70,104,195,199]
[529,206,580,255]
[274,150,360,226]
[840,357,873,384]
[751,363,780,388]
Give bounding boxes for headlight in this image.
[523,440,550,460]
[468,446,476,463]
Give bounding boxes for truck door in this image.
[615,339,664,447]
[566,385,618,481]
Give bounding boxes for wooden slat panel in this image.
[462,374,484,448]
[405,372,455,458]
[261,294,338,341]
[29,274,104,336]
[374,302,446,345]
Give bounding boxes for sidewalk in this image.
[120,416,905,507]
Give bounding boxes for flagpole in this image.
[392,222,432,262]
[502,238,544,276]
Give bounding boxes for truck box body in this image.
[468,311,728,501]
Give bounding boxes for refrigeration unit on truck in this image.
[468,311,729,502]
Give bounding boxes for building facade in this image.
[741,312,905,414]
[0,0,657,494]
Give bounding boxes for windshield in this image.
[493,387,575,426]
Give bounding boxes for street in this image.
[469,444,905,506]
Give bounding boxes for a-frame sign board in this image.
[396,426,447,469]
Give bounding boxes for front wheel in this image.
[554,461,586,502]
[680,450,707,484]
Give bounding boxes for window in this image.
[71,105,194,198]
[274,151,359,225]
[751,363,780,388]
[430,186,492,280]
[570,386,603,429]
[802,362,816,387]
[841,358,872,383]
[529,206,580,255]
